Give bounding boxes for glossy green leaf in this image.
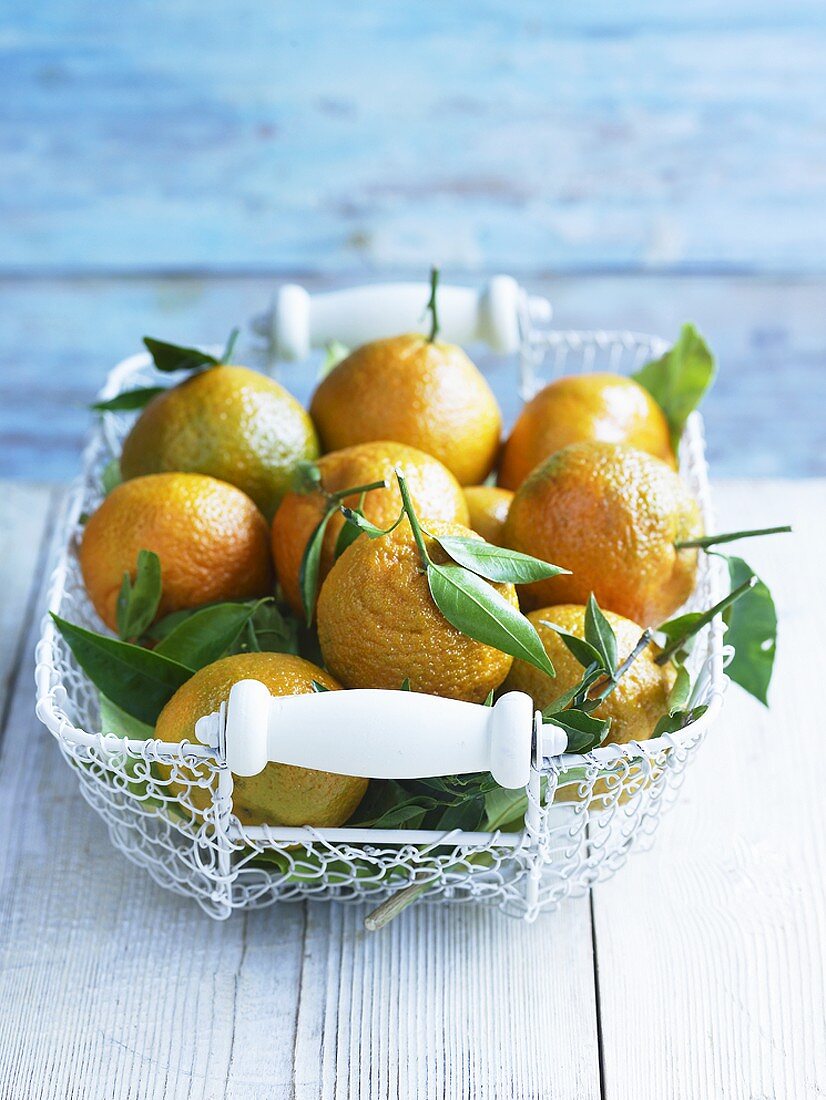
[91,386,166,413]
[334,514,362,558]
[667,664,692,713]
[116,549,162,642]
[427,562,555,679]
[340,506,404,539]
[155,599,268,669]
[299,508,335,625]
[483,787,529,831]
[52,614,192,725]
[632,323,716,450]
[143,336,220,373]
[101,459,122,495]
[652,704,708,738]
[430,534,568,584]
[540,663,603,718]
[311,679,331,693]
[584,594,618,675]
[541,620,606,672]
[544,709,611,753]
[722,555,777,706]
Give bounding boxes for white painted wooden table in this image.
[0,479,823,1099]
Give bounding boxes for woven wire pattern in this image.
[35,333,724,921]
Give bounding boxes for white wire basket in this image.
[34,280,726,923]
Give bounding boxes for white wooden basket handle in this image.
[253,277,552,361]
[194,681,538,790]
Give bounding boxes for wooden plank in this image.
[1,273,824,483]
[593,480,826,1099]
[0,487,601,1099]
[2,3,825,274]
[0,483,52,720]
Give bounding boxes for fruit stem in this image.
[675,525,791,550]
[395,468,431,565]
[364,877,431,931]
[655,575,757,665]
[221,327,240,363]
[585,629,654,708]
[328,478,388,502]
[426,266,440,343]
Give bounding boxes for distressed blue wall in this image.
[1,1,824,479]
[3,1,826,275]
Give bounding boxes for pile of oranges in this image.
[74,284,710,829]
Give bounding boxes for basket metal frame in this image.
[34,321,726,921]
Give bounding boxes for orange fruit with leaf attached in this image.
[155,652,367,827]
[272,441,469,619]
[79,473,273,632]
[120,365,319,521]
[504,605,676,744]
[317,520,518,703]
[463,486,513,546]
[499,373,675,490]
[309,334,502,485]
[503,442,702,625]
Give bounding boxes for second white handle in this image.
[268,277,550,360]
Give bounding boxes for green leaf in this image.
[101,458,122,495]
[429,534,568,584]
[427,562,555,679]
[334,515,362,559]
[632,323,716,450]
[652,704,708,738]
[541,621,605,672]
[721,555,778,706]
[115,550,162,642]
[400,678,411,691]
[483,689,494,707]
[654,611,702,664]
[340,506,404,539]
[540,663,603,717]
[319,340,350,378]
[52,614,192,725]
[483,787,529,831]
[143,336,220,373]
[544,709,611,753]
[155,599,268,669]
[311,679,331,693]
[584,594,618,675]
[99,694,154,741]
[242,601,299,656]
[91,386,167,413]
[299,508,335,625]
[667,665,692,714]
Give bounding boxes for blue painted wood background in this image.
[1,1,824,479]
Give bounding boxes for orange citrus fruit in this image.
[317,520,517,703]
[120,364,319,521]
[309,334,502,485]
[499,373,675,490]
[80,473,273,632]
[503,442,702,625]
[463,485,513,546]
[155,652,367,827]
[503,605,676,744]
[272,441,469,619]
